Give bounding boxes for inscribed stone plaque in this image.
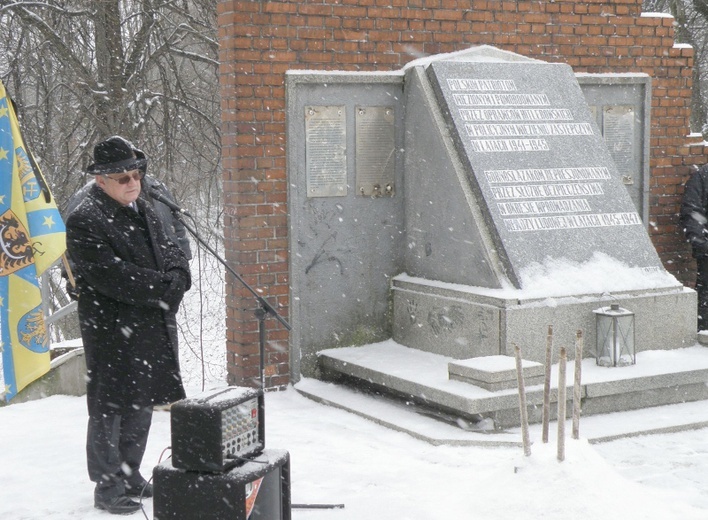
[305,106,347,197]
[426,61,664,284]
[355,106,395,197]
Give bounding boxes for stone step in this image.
[294,377,708,446]
[295,377,521,447]
[448,355,544,391]
[317,340,708,429]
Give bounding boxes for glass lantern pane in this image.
[596,316,614,367]
[616,317,635,366]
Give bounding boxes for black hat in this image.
[87,136,148,175]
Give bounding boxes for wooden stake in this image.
[542,324,553,443]
[61,253,76,288]
[514,344,532,457]
[557,347,567,462]
[572,330,583,440]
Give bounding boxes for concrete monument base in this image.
[392,275,697,365]
[312,273,699,431]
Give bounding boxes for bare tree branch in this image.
[0,0,220,211]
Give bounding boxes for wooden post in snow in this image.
[557,347,567,462]
[572,330,583,440]
[514,344,532,457]
[542,325,553,443]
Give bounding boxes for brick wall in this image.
[217,0,705,388]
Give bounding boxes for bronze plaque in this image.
[306,106,347,197]
[355,106,395,197]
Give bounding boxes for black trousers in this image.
[696,257,708,331]
[87,406,153,500]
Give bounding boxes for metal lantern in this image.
[593,303,636,367]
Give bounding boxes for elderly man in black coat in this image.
[66,136,191,515]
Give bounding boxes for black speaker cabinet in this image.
[153,449,291,520]
[171,386,265,472]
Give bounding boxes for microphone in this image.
[147,187,192,217]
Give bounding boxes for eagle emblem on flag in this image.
[0,209,33,276]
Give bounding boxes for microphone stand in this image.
[169,209,291,390]
[165,201,344,512]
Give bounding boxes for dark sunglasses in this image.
[105,170,145,185]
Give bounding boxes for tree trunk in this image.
[94,1,126,134]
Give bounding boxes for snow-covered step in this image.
[294,377,521,447]
[296,377,708,446]
[317,340,708,429]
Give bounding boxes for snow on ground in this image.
[2,385,708,520]
[6,241,706,518]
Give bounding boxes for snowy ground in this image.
[2,385,708,520]
[8,243,708,518]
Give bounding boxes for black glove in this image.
[160,269,187,311]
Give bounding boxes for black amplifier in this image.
[153,449,291,520]
[170,386,265,472]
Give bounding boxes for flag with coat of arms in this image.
[0,79,66,402]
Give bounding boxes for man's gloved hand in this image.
[160,269,188,311]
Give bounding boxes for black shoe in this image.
[94,494,141,515]
[124,480,153,498]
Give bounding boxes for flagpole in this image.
[61,253,76,288]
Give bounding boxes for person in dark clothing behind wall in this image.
[66,136,191,515]
[680,164,708,331]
